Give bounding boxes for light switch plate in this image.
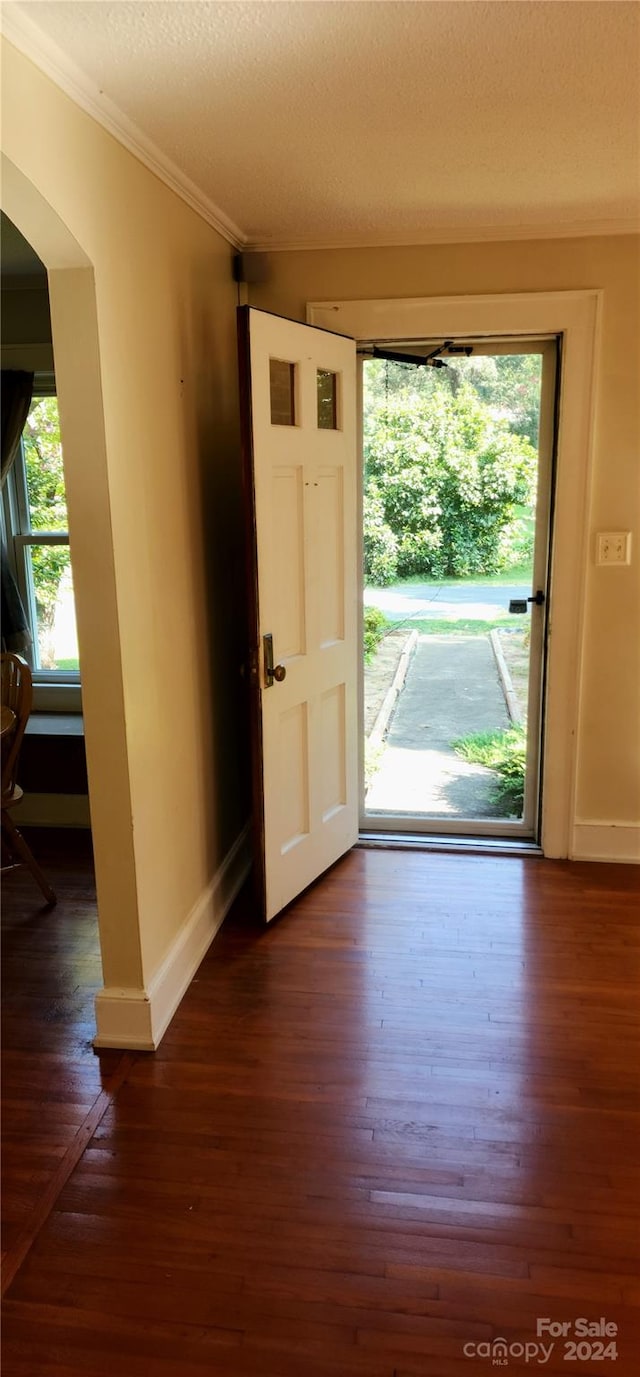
[596,532,632,565]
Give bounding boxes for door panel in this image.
[239,307,358,920]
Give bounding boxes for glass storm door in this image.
[361,338,557,842]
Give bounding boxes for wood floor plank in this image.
[2,841,640,1373]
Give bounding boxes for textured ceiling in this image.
[6,0,640,248]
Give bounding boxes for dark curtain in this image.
[1,371,34,653]
[1,370,34,487]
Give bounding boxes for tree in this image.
[363,367,537,585]
[363,351,543,445]
[459,353,543,447]
[22,398,71,664]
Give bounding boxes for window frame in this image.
[2,375,81,712]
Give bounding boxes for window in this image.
[269,358,296,426]
[317,369,338,429]
[2,376,81,710]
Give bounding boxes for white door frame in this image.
[308,292,602,858]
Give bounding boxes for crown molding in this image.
[245,218,640,254]
[0,7,247,250]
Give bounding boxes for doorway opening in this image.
[361,336,558,842]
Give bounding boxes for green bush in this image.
[363,370,537,584]
[453,725,527,815]
[363,490,398,586]
[363,605,389,662]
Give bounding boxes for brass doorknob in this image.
[263,633,287,687]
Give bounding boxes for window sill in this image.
[26,713,84,738]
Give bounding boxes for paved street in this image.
[364,579,530,623]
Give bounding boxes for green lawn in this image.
[408,615,508,636]
[367,563,532,592]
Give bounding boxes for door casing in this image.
[308,293,601,858]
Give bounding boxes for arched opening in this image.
[2,154,143,1023]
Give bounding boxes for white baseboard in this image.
[94,820,252,1050]
[571,821,640,864]
[92,987,155,1051]
[17,792,91,827]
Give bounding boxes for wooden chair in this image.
[1,652,56,906]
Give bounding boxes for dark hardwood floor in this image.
[2,840,640,1374]
[1,832,125,1271]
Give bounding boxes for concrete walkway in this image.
[365,634,512,819]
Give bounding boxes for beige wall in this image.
[1,39,249,994]
[251,237,640,826]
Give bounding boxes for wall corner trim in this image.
[571,821,640,864]
[94,820,253,1050]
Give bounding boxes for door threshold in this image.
[358,832,542,857]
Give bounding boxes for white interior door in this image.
[238,307,358,921]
